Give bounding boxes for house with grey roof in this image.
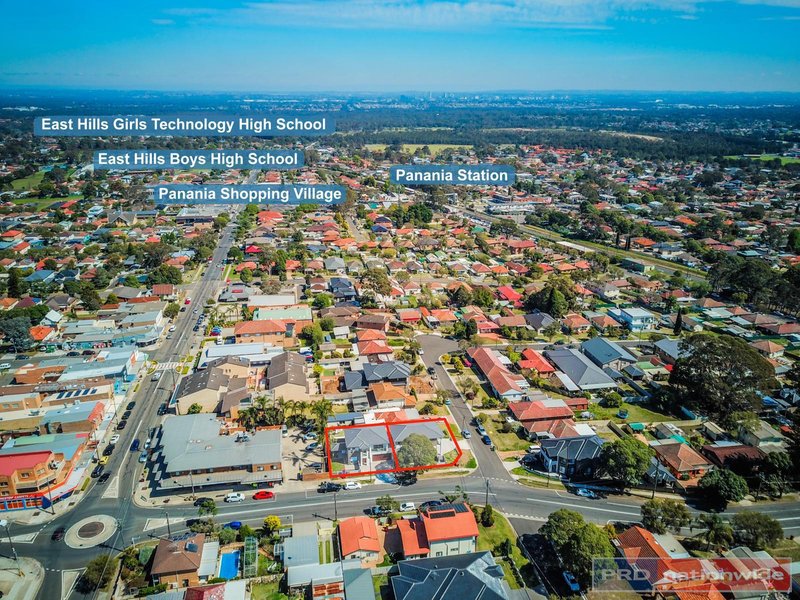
[392,552,509,600]
[155,414,282,490]
[524,311,555,333]
[545,348,617,391]
[581,337,636,372]
[539,435,604,478]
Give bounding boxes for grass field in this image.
[767,538,800,561]
[364,143,473,156]
[250,582,288,600]
[725,154,800,165]
[10,170,45,191]
[11,195,78,211]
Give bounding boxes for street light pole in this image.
[333,492,338,522]
[0,519,22,576]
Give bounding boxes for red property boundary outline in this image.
[324,417,463,479]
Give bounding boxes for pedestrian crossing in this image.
[154,362,180,371]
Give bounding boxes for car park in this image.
[400,502,416,511]
[224,492,245,503]
[51,527,66,542]
[254,490,275,500]
[343,482,361,490]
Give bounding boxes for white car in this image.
[109,434,120,445]
[344,482,362,490]
[224,492,245,503]
[168,325,176,332]
[400,502,416,511]
[0,363,10,370]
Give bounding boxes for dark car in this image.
[481,435,492,445]
[102,445,114,456]
[81,350,95,356]
[122,410,132,420]
[419,500,443,511]
[318,482,343,493]
[98,472,111,484]
[16,354,30,360]
[367,506,391,517]
[130,439,140,452]
[126,401,135,411]
[116,420,127,430]
[193,497,215,507]
[427,366,436,375]
[91,465,104,478]
[157,404,167,416]
[51,527,66,542]
[66,351,80,357]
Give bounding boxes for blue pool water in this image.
[219,550,241,579]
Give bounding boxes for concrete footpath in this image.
[0,556,44,600]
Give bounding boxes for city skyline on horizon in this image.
[2,0,799,93]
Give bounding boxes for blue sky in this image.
[1,0,799,92]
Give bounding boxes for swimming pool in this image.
[218,550,240,579]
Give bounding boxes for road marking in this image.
[526,497,641,517]
[61,569,82,600]
[101,476,120,499]
[9,532,37,543]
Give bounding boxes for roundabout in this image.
[64,515,118,549]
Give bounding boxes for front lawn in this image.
[587,401,673,423]
[482,416,530,452]
[477,512,539,590]
[767,539,800,561]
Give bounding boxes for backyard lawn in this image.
[250,581,288,600]
[587,401,673,423]
[373,574,393,600]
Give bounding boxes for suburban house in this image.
[738,420,786,451]
[539,435,604,478]
[468,347,528,402]
[702,443,765,471]
[580,337,636,372]
[650,439,714,488]
[155,414,282,490]
[396,502,479,560]
[517,348,556,377]
[507,398,592,439]
[545,348,617,392]
[266,352,309,402]
[149,533,217,589]
[613,307,658,332]
[174,367,248,415]
[234,319,296,345]
[391,552,509,600]
[338,516,381,563]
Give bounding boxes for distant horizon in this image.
[2,1,799,93]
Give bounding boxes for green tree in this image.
[237,524,256,542]
[598,437,653,486]
[187,403,203,414]
[376,495,400,512]
[360,268,392,297]
[673,308,684,336]
[80,287,102,311]
[396,433,437,468]
[218,526,237,545]
[480,503,495,527]
[471,287,495,309]
[163,302,180,319]
[8,268,23,298]
[694,513,733,552]
[640,498,691,534]
[562,522,615,587]
[240,268,253,283]
[669,334,776,427]
[313,293,333,309]
[540,509,586,552]
[198,499,218,516]
[698,468,749,509]
[730,511,783,550]
[3,316,32,351]
[77,554,119,593]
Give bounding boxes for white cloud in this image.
[151,18,175,25]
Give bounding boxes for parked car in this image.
[51,527,66,542]
[367,506,391,517]
[98,472,111,484]
[151,372,162,382]
[116,420,127,430]
[427,366,436,375]
[302,432,318,440]
[400,502,416,511]
[157,404,168,415]
[102,445,114,457]
[318,482,343,493]
[563,571,581,592]
[98,455,109,465]
[305,442,319,451]
[476,424,487,436]
[225,521,242,530]
[419,500,443,511]
[126,401,136,411]
[461,430,472,439]
[130,439,140,452]
[169,325,176,332]
[193,497,214,507]
[224,492,245,503]
[109,434,120,445]
[0,363,11,370]
[91,465,104,478]
[138,451,148,463]
[575,488,599,499]
[344,482,362,490]
[254,490,275,500]
[481,435,493,446]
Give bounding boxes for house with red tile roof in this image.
[561,313,591,333]
[467,347,528,401]
[338,516,381,562]
[517,348,556,375]
[397,503,478,560]
[651,440,713,489]
[497,285,522,304]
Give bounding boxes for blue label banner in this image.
[35,114,334,137]
[93,150,304,170]
[390,164,515,185]
[151,184,345,205]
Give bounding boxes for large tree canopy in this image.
[396,433,437,468]
[598,437,653,486]
[669,334,776,427]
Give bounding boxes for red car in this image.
[253,490,275,501]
